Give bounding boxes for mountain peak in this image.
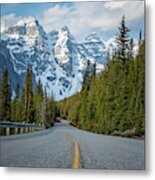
[60,26,74,39]
[1,17,107,101]
[57,26,75,44]
[61,26,70,33]
[15,16,38,27]
[4,16,47,43]
[85,32,102,43]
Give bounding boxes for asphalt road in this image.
[0,120,145,170]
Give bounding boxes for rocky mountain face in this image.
[0,17,107,101]
[0,16,138,101]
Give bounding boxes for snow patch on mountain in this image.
[83,32,107,73]
[0,16,139,101]
[1,17,105,101]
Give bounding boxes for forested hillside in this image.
[57,17,145,137]
[0,16,145,136]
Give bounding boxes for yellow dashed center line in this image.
[67,133,81,169]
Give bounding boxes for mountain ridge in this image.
[0,16,138,101]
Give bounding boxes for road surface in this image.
[0,120,145,169]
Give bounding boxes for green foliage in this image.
[42,90,56,128]
[58,41,145,137]
[0,70,11,120]
[33,79,43,124]
[0,67,57,128]
[116,16,130,61]
[0,16,145,136]
[21,67,35,123]
[11,82,20,121]
[57,17,145,137]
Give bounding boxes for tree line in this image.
[0,67,57,128]
[57,16,145,137]
[0,16,145,136]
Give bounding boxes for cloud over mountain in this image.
[39,1,144,40]
[2,1,144,41]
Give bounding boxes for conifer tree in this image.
[0,70,11,121]
[134,42,145,135]
[139,30,142,47]
[41,87,55,128]
[82,60,91,92]
[56,16,145,137]
[21,67,35,123]
[34,78,43,124]
[128,38,134,59]
[116,16,130,61]
[86,63,96,130]
[11,82,20,121]
[79,88,87,128]
[79,60,91,128]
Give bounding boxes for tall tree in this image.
[128,38,134,59]
[116,16,130,61]
[82,60,91,92]
[21,67,35,123]
[41,87,55,128]
[139,30,142,47]
[0,70,11,121]
[11,82,20,121]
[34,79,43,124]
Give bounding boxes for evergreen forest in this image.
[0,16,145,136]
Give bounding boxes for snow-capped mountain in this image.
[83,32,107,73]
[1,17,107,101]
[0,16,139,101]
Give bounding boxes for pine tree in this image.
[139,30,142,47]
[56,16,145,137]
[34,78,43,124]
[0,70,11,121]
[82,60,91,92]
[79,60,91,128]
[128,38,134,59]
[21,67,35,123]
[11,82,20,121]
[46,96,56,126]
[79,88,88,129]
[116,16,130,61]
[134,42,145,135]
[86,63,96,130]
[113,16,131,131]
[41,87,55,128]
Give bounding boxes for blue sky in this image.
[1,2,73,18]
[1,1,144,41]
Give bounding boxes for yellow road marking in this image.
[67,133,81,169]
[73,140,81,169]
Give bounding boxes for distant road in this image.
[0,120,145,169]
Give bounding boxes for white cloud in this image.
[39,1,144,40]
[1,13,21,32]
[1,1,144,40]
